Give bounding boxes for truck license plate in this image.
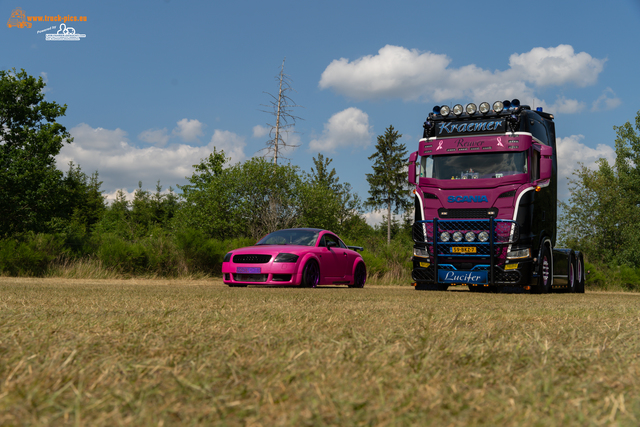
[451,247,476,253]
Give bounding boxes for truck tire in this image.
[533,245,552,294]
[575,253,585,293]
[567,252,576,293]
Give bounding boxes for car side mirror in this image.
[326,241,338,249]
[408,151,418,185]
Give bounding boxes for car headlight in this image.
[413,247,429,258]
[440,232,451,242]
[274,253,299,263]
[507,248,531,259]
[452,232,463,242]
[477,231,489,242]
[223,252,232,263]
[465,231,476,242]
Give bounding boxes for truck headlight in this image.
[465,231,476,242]
[453,232,463,242]
[507,248,531,259]
[477,231,489,242]
[413,247,429,258]
[440,232,451,242]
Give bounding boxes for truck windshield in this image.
[420,152,527,180]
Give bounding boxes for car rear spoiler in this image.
[347,246,364,252]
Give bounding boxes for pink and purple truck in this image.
[408,99,585,293]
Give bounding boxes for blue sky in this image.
[4,0,640,224]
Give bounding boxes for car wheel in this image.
[349,262,366,288]
[301,260,320,288]
[533,244,552,294]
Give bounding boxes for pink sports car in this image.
[222,228,366,288]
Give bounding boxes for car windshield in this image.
[420,152,527,180]
[256,229,319,246]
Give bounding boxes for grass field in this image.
[1,278,639,426]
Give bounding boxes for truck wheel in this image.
[575,253,585,293]
[567,253,576,293]
[533,245,552,294]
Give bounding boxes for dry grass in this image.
[1,277,639,426]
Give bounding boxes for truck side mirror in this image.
[539,145,552,181]
[408,151,418,185]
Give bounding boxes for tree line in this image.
[0,69,412,278]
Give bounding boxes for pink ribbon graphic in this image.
[436,140,444,151]
[497,137,504,147]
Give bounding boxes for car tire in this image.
[301,260,320,288]
[533,244,552,294]
[349,262,366,288]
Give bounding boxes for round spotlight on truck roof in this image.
[440,105,451,117]
[477,231,489,242]
[479,102,491,114]
[465,231,476,242]
[452,231,463,242]
[503,100,511,109]
[466,103,477,115]
[453,104,464,116]
[440,231,451,242]
[493,101,504,113]
[511,99,520,108]
[432,105,441,115]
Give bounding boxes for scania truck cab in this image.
[408,99,585,293]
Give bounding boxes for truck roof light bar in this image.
[466,103,477,115]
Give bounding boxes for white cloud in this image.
[319,44,606,110]
[138,128,170,147]
[508,45,605,87]
[309,108,372,153]
[252,125,269,138]
[57,123,247,196]
[536,97,586,114]
[592,88,622,112]
[556,135,615,199]
[172,118,204,142]
[209,129,247,164]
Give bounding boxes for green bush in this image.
[0,233,65,276]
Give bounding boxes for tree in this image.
[365,125,412,244]
[177,150,303,240]
[559,110,640,266]
[260,58,302,164]
[0,68,73,236]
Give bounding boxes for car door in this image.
[319,233,348,280]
